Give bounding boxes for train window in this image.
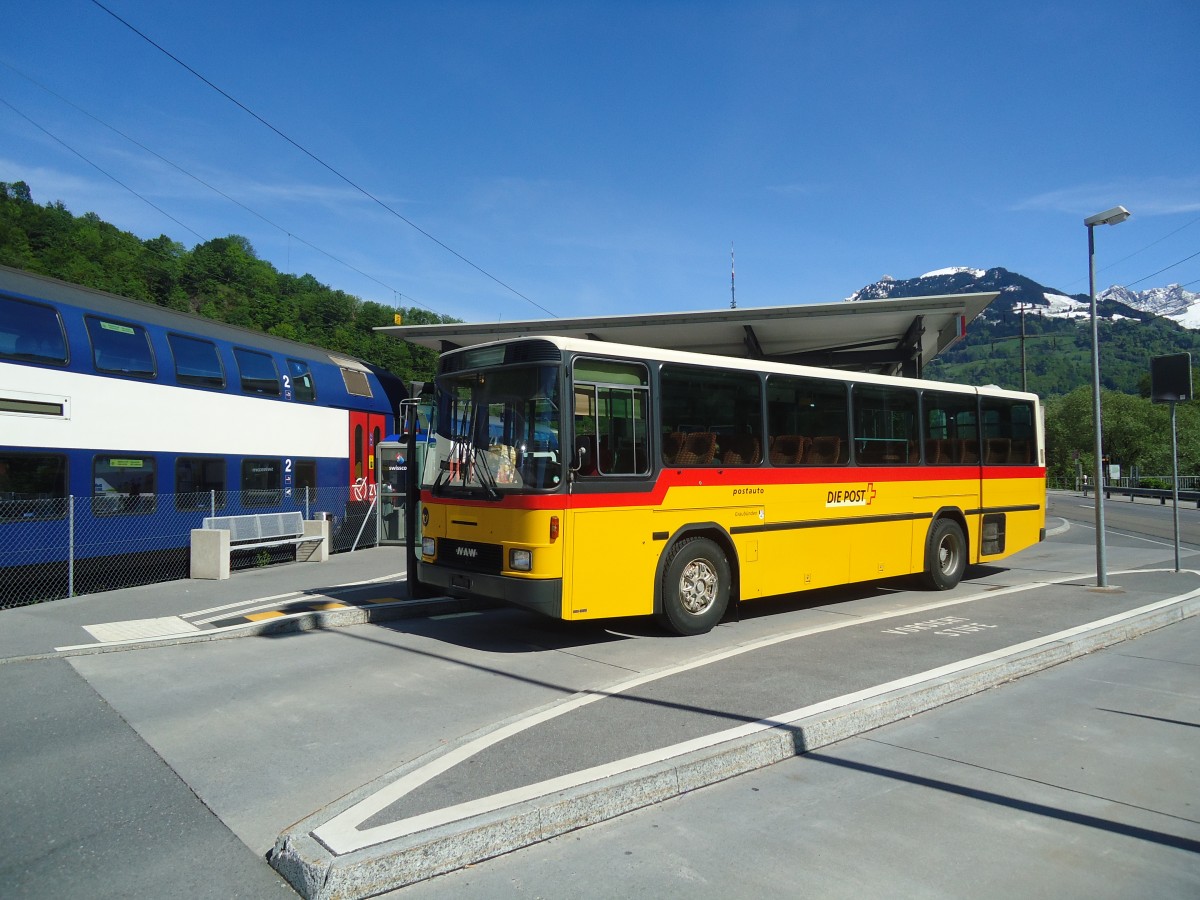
[0,297,68,365]
[286,359,317,402]
[242,458,282,506]
[341,366,373,398]
[92,456,156,517]
[0,453,67,521]
[168,334,225,388]
[233,348,281,396]
[294,460,317,497]
[86,316,155,378]
[175,457,227,511]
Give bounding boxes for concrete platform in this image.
[269,567,1200,899]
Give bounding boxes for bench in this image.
[190,511,329,580]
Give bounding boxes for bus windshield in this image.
[424,364,563,497]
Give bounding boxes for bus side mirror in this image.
[571,442,589,473]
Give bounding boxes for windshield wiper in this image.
[473,447,501,501]
[432,433,474,496]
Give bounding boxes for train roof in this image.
[376,291,998,379]
[0,264,376,371]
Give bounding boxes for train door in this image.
[349,411,387,502]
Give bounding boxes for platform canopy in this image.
[376,291,998,378]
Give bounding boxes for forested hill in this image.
[0,181,458,383]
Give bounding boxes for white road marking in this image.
[59,571,411,649]
[83,616,200,642]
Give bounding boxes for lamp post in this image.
[1084,205,1131,588]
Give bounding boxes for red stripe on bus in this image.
[421,465,1045,512]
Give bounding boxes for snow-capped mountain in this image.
[1099,283,1200,329]
[845,266,1198,329]
[842,267,1200,396]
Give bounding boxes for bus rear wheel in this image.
[920,518,967,591]
[657,536,730,636]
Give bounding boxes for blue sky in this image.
[2,1,1198,323]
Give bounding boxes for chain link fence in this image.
[0,485,395,610]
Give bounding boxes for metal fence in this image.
[0,485,395,610]
[1046,474,1200,492]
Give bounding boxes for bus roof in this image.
[376,292,998,379]
[435,332,1038,402]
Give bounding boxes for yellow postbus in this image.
[415,336,1045,635]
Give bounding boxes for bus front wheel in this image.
[657,536,730,636]
[920,518,967,591]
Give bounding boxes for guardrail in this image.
[1087,485,1200,507]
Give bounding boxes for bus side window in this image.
[766,374,848,466]
[923,390,978,465]
[981,398,1034,464]
[573,359,650,476]
[661,364,762,467]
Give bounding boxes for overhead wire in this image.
[0,101,440,333]
[0,95,206,242]
[90,0,557,319]
[1059,212,1200,292]
[1123,248,1200,289]
[1097,213,1200,276]
[0,56,440,316]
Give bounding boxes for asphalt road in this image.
[1,491,1197,899]
[1062,489,1200,550]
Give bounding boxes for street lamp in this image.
[1085,205,1131,588]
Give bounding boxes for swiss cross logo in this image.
[826,482,876,508]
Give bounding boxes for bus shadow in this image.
[730,564,1014,625]
[373,605,652,654]
[283,563,1021,655]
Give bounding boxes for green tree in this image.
[0,181,458,385]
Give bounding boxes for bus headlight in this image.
[422,537,436,558]
[509,549,533,571]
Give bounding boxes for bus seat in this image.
[675,432,716,465]
[985,438,1012,464]
[805,435,842,465]
[857,442,885,464]
[769,435,807,465]
[925,439,954,464]
[722,434,761,466]
[958,439,980,464]
[598,435,615,470]
[662,432,684,465]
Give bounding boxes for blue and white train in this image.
[0,264,408,604]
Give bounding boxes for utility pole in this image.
[730,243,736,309]
[1015,303,1036,392]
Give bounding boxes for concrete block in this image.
[190,528,230,580]
[300,519,330,563]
